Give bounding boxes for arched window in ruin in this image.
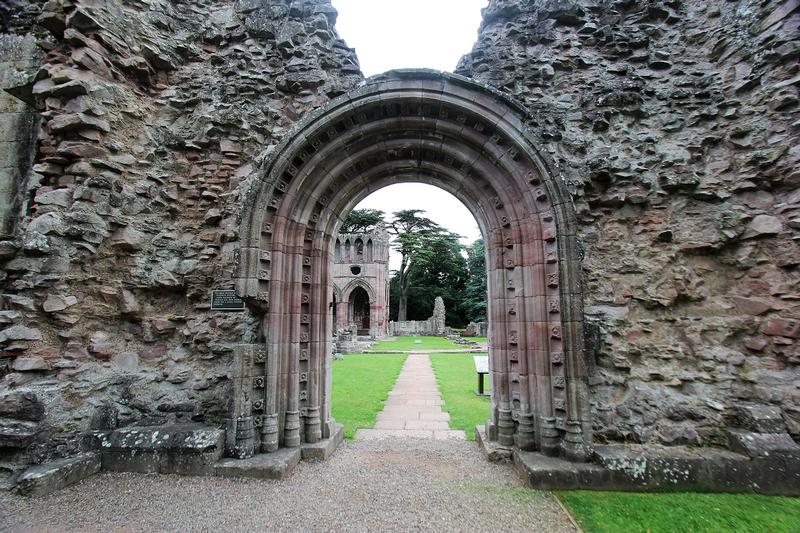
[354,238,364,260]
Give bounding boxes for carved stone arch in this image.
[341,278,377,303]
[331,282,344,302]
[235,69,590,461]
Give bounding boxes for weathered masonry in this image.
[331,230,390,339]
[233,70,592,460]
[0,0,798,495]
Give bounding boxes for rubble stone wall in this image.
[0,0,361,478]
[391,297,448,336]
[0,6,40,239]
[457,0,799,446]
[0,0,798,478]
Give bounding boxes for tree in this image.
[405,230,469,326]
[461,239,487,323]
[340,208,385,233]
[388,210,439,321]
[387,209,465,322]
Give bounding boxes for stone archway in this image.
[232,70,590,461]
[335,278,378,337]
[348,286,371,333]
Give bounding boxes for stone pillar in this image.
[0,34,40,239]
[262,339,279,453]
[335,298,348,332]
[225,344,258,459]
[431,296,446,335]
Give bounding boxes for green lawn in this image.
[332,351,798,532]
[558,491,800,533]
[368,335,471,351]
[429,353,491,441]
[331,353,407,439]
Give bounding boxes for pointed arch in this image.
[341,277,377,303]
[366,238,374,262]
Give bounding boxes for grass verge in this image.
[331,353,407,439]
[369,335,470,351]
[429,353,491,441]
[558,491,800,533]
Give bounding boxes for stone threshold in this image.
[11,423,345,496]
[477,426,800,495]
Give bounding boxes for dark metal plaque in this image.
[211,289,245,311]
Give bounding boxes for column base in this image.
[301,423,344,461]
[215,447,302,480]
[475,425,512,463]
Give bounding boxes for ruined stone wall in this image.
[457,0,799,446]
[0,32,39,240]
[391,297,447,336]
[0,0,361,477]
[332,231,391,338]
[2,0,798,479]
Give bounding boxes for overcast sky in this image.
[332,0,488,269]
[332,0,488,77]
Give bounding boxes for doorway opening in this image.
[232,70,589,462]
[327,184,490,439]
[349,286,371,335]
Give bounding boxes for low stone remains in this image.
[13,452,100,496]
[0,0,798,496]
[462,321,488,337]
[332,325,374,355]
[510,439,800,496]
[214,447,301,481]
[390,297,450,337]
[85,424,225,476]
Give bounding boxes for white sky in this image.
[332,0,488,77]
[333,0,488,270]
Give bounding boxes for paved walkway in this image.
[356,352,466,441]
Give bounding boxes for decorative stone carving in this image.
[232,72,589,462]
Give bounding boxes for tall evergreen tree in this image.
[462,239,487,323]
[387,210,442,321]
[340,208,385,233]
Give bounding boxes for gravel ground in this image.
[0,438,575,533]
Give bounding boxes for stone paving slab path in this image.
[356,351,466,441]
